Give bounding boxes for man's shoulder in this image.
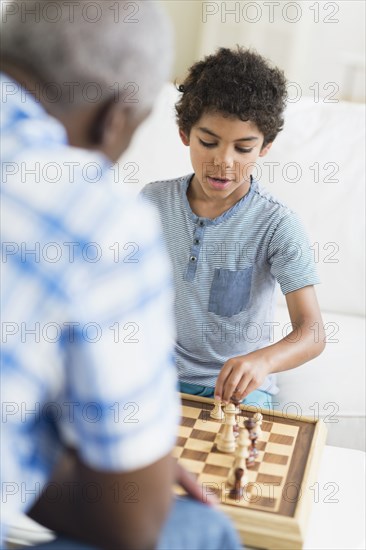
[2,145,162,249]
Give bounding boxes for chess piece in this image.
[233,405,240,436]
[231,393,241,433]
[253,412,263,439]
[230,394,241,406]
[210,399,225,421]
[216,403,236,453]
[244,417,258,467]
[237,415,248,430]
[229,468,245,500]
[227,427,250,486]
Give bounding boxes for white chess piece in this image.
[253,412,263,439]
[227,428,250,487]
[216,403,236,453]
[210,399,225,420]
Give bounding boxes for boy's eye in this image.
[199,139,216,148]
[236,147,253,154]
[199,138,253,154]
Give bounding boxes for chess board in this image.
[173,394,327,550]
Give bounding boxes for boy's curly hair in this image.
[175,47,287,147]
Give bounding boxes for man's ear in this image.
[89,98,117,145]
[179,128,190,146]
[259,142,273,157]
[89,99,145,162]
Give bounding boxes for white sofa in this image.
[122,84,366,452]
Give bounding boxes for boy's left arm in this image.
[215,285,325,403]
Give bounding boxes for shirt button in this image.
[198,220,204,227]
[190,255,197,262]
[194,239,200,245]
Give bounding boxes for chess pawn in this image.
[216,403,236,453]
[210,399,225,421]
[227,428,250,487]
[253,412,263,439]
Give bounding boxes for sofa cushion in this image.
[275,304,365,451]
[265,97,365,317]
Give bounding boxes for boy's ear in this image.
[259,142,273,157]
[179,128,190,146]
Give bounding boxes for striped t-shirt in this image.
[141,174,320,393]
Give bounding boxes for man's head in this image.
[176,47,287,149]
[1,0,173,161]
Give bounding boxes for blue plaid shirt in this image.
[0,73,179,540]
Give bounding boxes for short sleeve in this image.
[268,212,320,294]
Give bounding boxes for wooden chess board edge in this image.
[221,506,303,550]
[179,392,215,405]
[179,392,319,424]
[294,418,328,537]
[239,404,318,424]
[174,488,303,549]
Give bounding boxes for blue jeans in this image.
[29,496,243,549]
[180,381,273,409]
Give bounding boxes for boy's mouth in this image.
[206,176,232,190]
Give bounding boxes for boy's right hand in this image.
[214,351,270,404]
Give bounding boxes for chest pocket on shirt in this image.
[208,267,253,317]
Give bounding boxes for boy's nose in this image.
[214,154,234,170]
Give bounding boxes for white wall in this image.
[159,0,203,80]
[159,0,365,102]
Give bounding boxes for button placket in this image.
[184,219,206,281]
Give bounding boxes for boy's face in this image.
[179,111,272,206]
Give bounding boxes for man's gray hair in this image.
[1,0,173,112]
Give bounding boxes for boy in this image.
[141,47,325,408]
